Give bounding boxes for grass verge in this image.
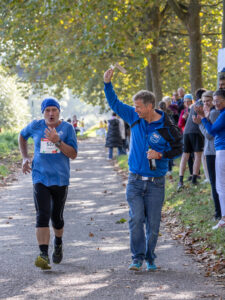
[77,125,100,140]
[0,132,33,182]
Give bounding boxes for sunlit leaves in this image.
[0,0,223,108]
[0,68,30,130]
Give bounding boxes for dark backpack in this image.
[131,113,183,159]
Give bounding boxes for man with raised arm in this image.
[103,68,182,271]
[19,98,77,270]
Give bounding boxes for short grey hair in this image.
[133,90,156,108]
[162,96,172,105]
[202,91,213,99]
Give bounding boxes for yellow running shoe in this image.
[35,253,51,270]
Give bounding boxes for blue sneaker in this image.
[146,261,157,271]
[128,260,142,271]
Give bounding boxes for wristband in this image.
[55,139,62,147]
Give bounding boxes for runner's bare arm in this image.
[18,134,32,174]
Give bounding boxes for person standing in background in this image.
[105,112,123,160]
[193,91,221,220]
[79,118,85,136]
[195,89,225,229]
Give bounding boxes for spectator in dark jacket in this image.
[105,112,123,159]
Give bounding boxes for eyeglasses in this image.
[213,100,225,104]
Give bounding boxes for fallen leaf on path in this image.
[116,218,127,224]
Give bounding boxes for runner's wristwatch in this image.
[55,139,62,147]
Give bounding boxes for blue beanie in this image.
[41,98,60,113]
[184,94,193,100]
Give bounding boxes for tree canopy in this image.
[0,0,223,109]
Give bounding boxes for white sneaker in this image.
[201,179,210,184]
[212,219,225,230]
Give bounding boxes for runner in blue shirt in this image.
[19,98,77,270]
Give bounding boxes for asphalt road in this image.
[0,138,224,300]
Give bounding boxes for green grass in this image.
[0,131,33,178]
[165,160,225,256]
[77,125,100,139]
[117,154,129,171]
[116,154,225,257]
[0,132,19,157]
[0,165,10,177]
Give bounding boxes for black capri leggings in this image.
[33,183,68,229]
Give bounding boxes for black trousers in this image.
[206,155,221,219]
[33,183,68,229]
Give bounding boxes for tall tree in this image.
[168,0,202,96]
[222,0,225,47]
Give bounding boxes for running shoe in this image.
[177,182,183,191]
[146,261,157,271]
[52,243,63,264]
[128,260,142,271]
[212,219,225,230]
[35,253,51,270]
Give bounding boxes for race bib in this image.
[40,138,60,154]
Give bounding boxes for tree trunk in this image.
[149,54,162,103]
[187,1,202,96]
[145,64,152,91]
[168,0,202,97]
[222,0,225,48]
[147,6,162,104]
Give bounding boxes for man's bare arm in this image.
[18,134,32,174]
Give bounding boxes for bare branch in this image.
[167,0,188,24]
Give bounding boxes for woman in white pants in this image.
[195,89,225,229]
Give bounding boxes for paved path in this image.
[0,138,224,300]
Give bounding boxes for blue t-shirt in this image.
[201,107,225,151]
[20,119,78,186]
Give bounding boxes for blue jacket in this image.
[201,107,225,151]
[104,82,171,177]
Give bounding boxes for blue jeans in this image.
[126,173,165,263]
[108,147,123,159]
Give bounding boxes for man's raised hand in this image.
[45,127,60,143]
[104,69,114,83]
